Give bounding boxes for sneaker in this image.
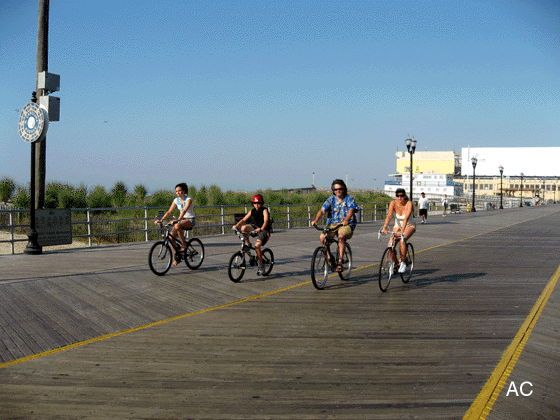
[398,262,407,273]
[421,221,425,224]
[257,265,264,276]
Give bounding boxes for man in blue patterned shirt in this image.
[311,179,359,272]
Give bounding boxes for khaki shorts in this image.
[327,224,353,240]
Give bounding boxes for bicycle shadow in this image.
[314,271,375,290]
[405,269,486,290]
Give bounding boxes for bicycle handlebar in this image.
[378,227,405,242]
[312,223,343,233]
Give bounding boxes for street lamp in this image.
[520,173,524,207]
[405,134,417,203]
[499,165,504,209]
[471,157,477,212]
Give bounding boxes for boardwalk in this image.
[1,206,559,419]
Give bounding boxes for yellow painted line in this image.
[463,263,560,419]
[1,211,555,371]
[0,281,311,370]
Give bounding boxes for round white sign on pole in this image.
[18,102,48,143]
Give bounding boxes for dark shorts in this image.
[250,225,270,246]
[419,209,428,217]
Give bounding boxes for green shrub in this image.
[196,186,208,206]
[208,185,226,205]
[88,186,112,209]
[148,190,175,208]
[13,188,30,209]
[0,177,16,202]
[111,181,128,207]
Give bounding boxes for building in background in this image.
[385,147,560,203]
[385,151,462,199]
[457,147,560,203]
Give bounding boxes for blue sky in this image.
[1,0,559,194]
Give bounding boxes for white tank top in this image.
[174,196,195,220]
[395,211,416,229]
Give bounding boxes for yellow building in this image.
[395,151,457,175]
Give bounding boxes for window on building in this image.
[547,185,551,191]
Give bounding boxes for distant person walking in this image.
[418,192,429,224]
[442,195,449,217]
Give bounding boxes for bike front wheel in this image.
[378,247,395,292]
[184,238,204,270]
[400,243,414,283]
[311,247,329,290]
[261,248,274,276]
[337,243,352,280]
[149,241,173,276]
[228,251,246,282]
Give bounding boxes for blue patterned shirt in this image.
[321,195,359,229]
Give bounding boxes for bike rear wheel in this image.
[311,247,329,290]
[378,247,395,292]
[400,243,414,283]
[148,241,173,276]
[184,238,204,270]
[337,243,352,280]
[228,251,246,282]
[261,248,274,276]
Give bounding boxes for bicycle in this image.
[377,228,414,292]
[148,218,204,276]
[310,224,353,290]
[228,228,274,282]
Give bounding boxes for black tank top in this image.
[250,207,271,232]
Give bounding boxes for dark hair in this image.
[395,188,408,200]
[175,183,189,194]
[331,179,347,195]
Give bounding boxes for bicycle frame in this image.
[228,228,274,282]
[233,228,259,267]
[148,218,204,275]
[377,228,414,291]
[310,224,353,289]
[314,224,342,270]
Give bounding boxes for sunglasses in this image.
[396,194,405,198]
[333,188,344,191]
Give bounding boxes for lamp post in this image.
[520,173,524,207]
[405,134,417,203]
[499,165,504,209]
[471,157,477,212]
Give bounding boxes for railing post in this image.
[374,203,377,221]
[308,205,311,227]
[9,210,15,254]
[287,204,290,229]
[144,207,148,242]
[221,205,225,235]
[87,208,92,247]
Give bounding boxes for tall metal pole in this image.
[35,0,49,209]
[519,173,524,207]
[499,165,504,209]
[471,157,477,212]
[405,135,417,204]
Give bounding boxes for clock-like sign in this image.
[18,102,48,143]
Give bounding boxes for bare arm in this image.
[233,211,252,229]
[156,201,177,224]
[382,201,395,233]
[312,208,325,226]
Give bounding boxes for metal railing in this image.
[1,202,392,254]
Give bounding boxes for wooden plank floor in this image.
[0,206,559,419]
